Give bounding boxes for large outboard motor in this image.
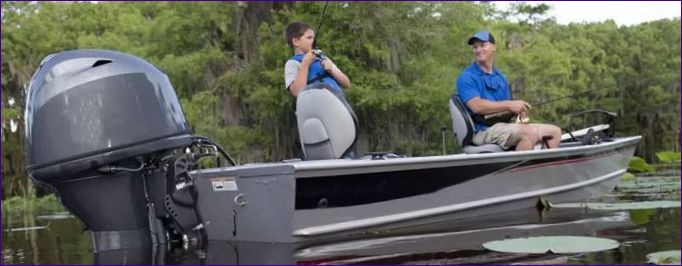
[295,83,358,160]
[25,49,219,252]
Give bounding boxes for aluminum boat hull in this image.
[192,136,640,243]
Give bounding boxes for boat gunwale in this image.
[291,136,641,178]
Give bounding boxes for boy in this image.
[283,22,351,97]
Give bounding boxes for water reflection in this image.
[3,176,680,264]
[570,208,680,264]
[71,207,639,265]
[7,206,677,265]
[2,217,92,264]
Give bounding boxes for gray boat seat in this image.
[296,83,358,160]
[449,96,506,154]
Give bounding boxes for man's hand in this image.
[507,100,531,114]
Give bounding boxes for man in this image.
[456,31,561,151]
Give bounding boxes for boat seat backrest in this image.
[449,96,474,147]
[296,83,358,160]
[449,96,505,154]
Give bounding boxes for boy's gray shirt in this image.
[284,59,300,90]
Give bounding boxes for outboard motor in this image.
[25,49,225,252]
[295,83,358,160]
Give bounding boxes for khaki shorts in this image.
[472,123,520,150]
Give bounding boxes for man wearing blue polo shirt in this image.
[456,31,561,151]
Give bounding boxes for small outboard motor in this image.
[295,83,358,160]
[25,49,227,252]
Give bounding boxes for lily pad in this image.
[482,236,619,254]
[646,250,681,265]
[621,172,636,181]
[550,201,680,210]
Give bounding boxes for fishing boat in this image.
[24,49,640,252]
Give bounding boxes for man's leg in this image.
[531,123,562,148]
[474,123,537,151]
[473,123,561,151]
[473,123,517,150]
[512,124,539,151]
[505,124,561,151]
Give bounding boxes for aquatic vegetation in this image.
[621,172,636,181]
[628,209,657,225]
[655,151,681,164]
[628,156,655,173]
[614,175,681,201]
[482,236,620,254]
[550,201,680,211]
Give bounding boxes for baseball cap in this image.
[467,31,495,45]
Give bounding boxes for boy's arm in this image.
[328,66,351,89]
[288,51,316,97]
[322,59,351,89]
[289,64,310,97]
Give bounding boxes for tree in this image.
[2,2,679,198]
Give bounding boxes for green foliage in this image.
[1,106,20,121]
[628,156,656,173]
[628,209,655,225]
[2,194,65,219]
[1,2,680,197]
[621,172,636,182]
[655,151,681,163]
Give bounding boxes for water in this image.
[3,175,679,264]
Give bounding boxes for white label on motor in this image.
[211,176,238,191]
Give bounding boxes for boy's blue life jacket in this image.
[291,54,344,96]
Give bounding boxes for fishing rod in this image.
[531,89,594,107]
[480,89,594,124]
[312,1,329,51]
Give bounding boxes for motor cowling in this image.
[24,49,198,251]
[26,49,192,179]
